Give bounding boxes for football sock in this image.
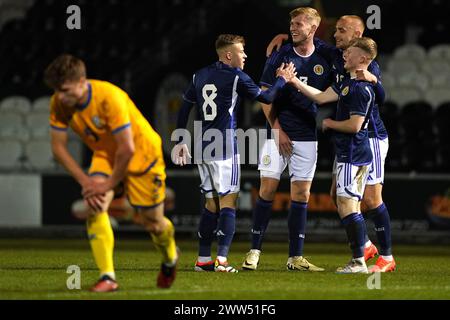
[250,197,273,250]
[197,256,212,263]
[216,207,236,258]
[288,201,307,257]
[364,232,372,247]
[341,213,367,259]
[367,203,392,256]
[150,217,177,264]
[198,207,219,257]
[86,212,115,278]
[216,256,227,264]
[381,255,393,261]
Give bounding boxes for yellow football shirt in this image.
[50,79,162,174]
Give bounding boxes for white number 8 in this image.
[202,84,217,121]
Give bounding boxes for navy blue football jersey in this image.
[314,38,388,140]
[333,77,374,165]
[180,61,286,160]
[260,43,333,141]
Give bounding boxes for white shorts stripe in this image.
[367,137,388,185]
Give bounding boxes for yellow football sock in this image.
[150,217,177,264]
[86,212,115,278]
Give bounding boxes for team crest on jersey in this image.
[313,64,324,75]
[262,155,271,166]
[341,86,349,96]
[92,115,104,129]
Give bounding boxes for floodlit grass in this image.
[1,239,450,300]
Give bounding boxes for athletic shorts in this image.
[89,154,166,209]
[334,161,370,201]
[197,154,240,198]
[258,139,317,182]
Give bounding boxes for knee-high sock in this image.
[150,217,177,264]
[251,197,273,250]
[288,201,308,257]
[198,207,219,257]
[216,207,236,258]
[341,213,367,259]
[87,212,115,278]
[367,203,392,256]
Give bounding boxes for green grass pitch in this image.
[1,238,449,300]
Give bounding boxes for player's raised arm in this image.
[255,62,296,104]
[289,77,338,104]
[266,33,289,57]
[356,69,386,106]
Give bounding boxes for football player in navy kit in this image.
[174,34,295,273]
[267,15,396,272]
[290,37,379,273]
[242,7,333,272]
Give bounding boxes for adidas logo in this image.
[216,230,225,236]
[251,229,261,235]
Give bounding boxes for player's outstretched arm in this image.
[322,114,365,134]
[266,34,289,57]
[290,77,338,104]
[256,63,295,104]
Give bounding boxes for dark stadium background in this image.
[0,0,449,241]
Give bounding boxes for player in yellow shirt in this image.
[44,54,178,292]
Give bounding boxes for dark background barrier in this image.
[42,171,450,233]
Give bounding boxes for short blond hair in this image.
[215,34,245,54]
[349,37,378,60]
[289,7,321,27]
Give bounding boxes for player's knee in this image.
[259,186,277,201]
[141,214,164,234]
[363,196,382,211]
[205,200,219,213]
[291,189,310,203]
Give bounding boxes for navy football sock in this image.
[217,207,236,258]
[198,207,218,257]
[341,213,367,259]
[367,203,392,256]
[288,201,308,257]
[250,197,273,250]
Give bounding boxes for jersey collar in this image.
[76,82,92,111]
